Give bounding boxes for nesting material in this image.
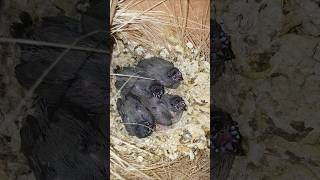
[111,41,210,160]
[214,0,320,179]
[111,0,210,58]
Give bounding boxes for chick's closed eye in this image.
[170,96,186,112]
[167,68,183,81]
[149,83,165,98]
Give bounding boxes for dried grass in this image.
[110,142,210,180]
[111,0,210,59]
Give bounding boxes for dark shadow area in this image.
[5,0,112,179]
[210,0,245,179]
[211,0,320,179]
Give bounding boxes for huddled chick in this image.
[115,57,187,138]
[211,106,243,155]
[211,19,235,83]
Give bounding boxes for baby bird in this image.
[211,106,243,155]
[140,94,187,126]
[114,66,165,98]
[211,19,235,83]
[136,57,183,89]
[211,19,235,62]
[116,94,155,138]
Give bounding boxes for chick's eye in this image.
[172,71,183,81]
[167,68,178,77]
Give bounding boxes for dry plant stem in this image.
[110,73,155,80]
[0,37,110,54]
[114,74,135,99]
[110,0,119,25]
[110,153,127,168]
[112,71,155,100]
[150,172,162,180]
[137,159,178,171]
[111,135,154,156]
[110,139,186,178]
[122,122,154,133]
[5,30,103,124]
[110,150,153,179]
[110,169,126,180]
[114,0,168,32]
[122,0,145,13]
[113,16,208,32]
[181,0,189,44]
[112,0,209,57]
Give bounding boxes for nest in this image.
[110,0,210,179]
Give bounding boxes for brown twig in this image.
[110,73,155,80]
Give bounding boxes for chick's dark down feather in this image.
[140,94,187,126]
[136,57,183,89]
[114,66,164,98]
[116,94,155,138]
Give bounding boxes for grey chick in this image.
[114,66,165,98]
[116,94,155,138]
[136,57,183,89]
[141,94,187,126]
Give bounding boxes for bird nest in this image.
[110,0,210,179]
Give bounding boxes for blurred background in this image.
[213,0,320,179]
